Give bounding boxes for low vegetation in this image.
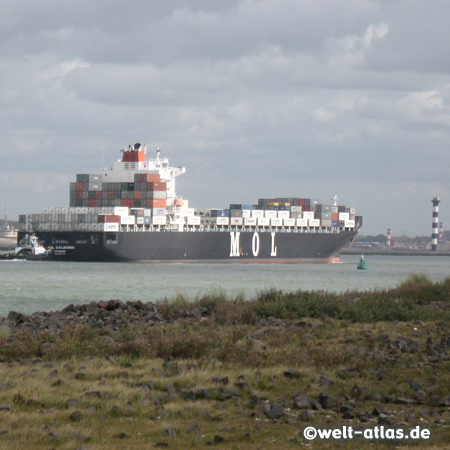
[0,274,448,449]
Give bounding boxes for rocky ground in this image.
[0,295,449,449]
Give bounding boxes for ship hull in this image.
[17,229,358,263]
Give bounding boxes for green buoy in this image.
[357,255,367,270]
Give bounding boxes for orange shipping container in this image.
[146,199,166,208]
[332,213,339,221]
[134,190,141,199]
[141,174,161,182]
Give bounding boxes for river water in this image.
[1,255,449,316]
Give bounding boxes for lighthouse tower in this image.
[431,197,440,251]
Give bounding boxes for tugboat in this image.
[357,255,367,270]
[0,234,52,260]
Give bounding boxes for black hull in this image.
[17,229,358,263]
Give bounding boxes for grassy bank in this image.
[0,274,449,449]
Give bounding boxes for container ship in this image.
[17,143,362,262]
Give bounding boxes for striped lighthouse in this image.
[431,197,440,251]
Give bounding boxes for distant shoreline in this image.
[342,247,450,257]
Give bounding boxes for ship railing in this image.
[119,224,356,233]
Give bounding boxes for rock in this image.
[195,389,209,400]
[414,390,427,403]
[350,384,371,400]
[164,427,176,438]
[68,433,91,442]
[318,393,336,410]
[292,394,314,410]
[298,410,314,421]
[70,411,82,421]
[266,404,284,419]
[372,406,384,417]
[394,397,415,405]
[438,395,450,407]
[213,435,225,444]
[211,376,229,385]
[284,369,301,379]
[0,404,12,412]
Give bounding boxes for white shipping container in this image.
[332,206,338,213]
[114,207,130,216]
[251,210,264,218]
[136,217,145,225]
[278,211,290,219]
[152,208,166,216]
[349,207,356,215]
[303,211,315,220]
[230,217,243,226]
[244,217,257,226]
[187,216,201,225]
[296,218,308,227]
[216,217,230,226]
[309,219,320,227]
[271,218,283,227]
[242,210,252,218]
[339,212,349,221]
[265,210,277,219]
[257,217,270,226]
[102,223,119,232]
[182,208,195,217]
[152,216,167,225]
[89,183,102,191]
[120,215,136,225]
[345,219,355,228]
[284,218,295,227]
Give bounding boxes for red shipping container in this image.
[332,213,339,221]
[95,191,102,199]
[303,206,311,211]
[134,190,141,199]
[88,199,96,207]
[147,182,167,191]
[98,215,120,223]
[76,191,83,199]
[76,182,84,191]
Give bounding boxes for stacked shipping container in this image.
[70,173,167,209]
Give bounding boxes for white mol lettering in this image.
[271,232,277,256]
[252,232,260,257]
[230,232,241,257]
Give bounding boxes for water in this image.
[1,255,449,317]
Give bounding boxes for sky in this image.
[1,0,449,237]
